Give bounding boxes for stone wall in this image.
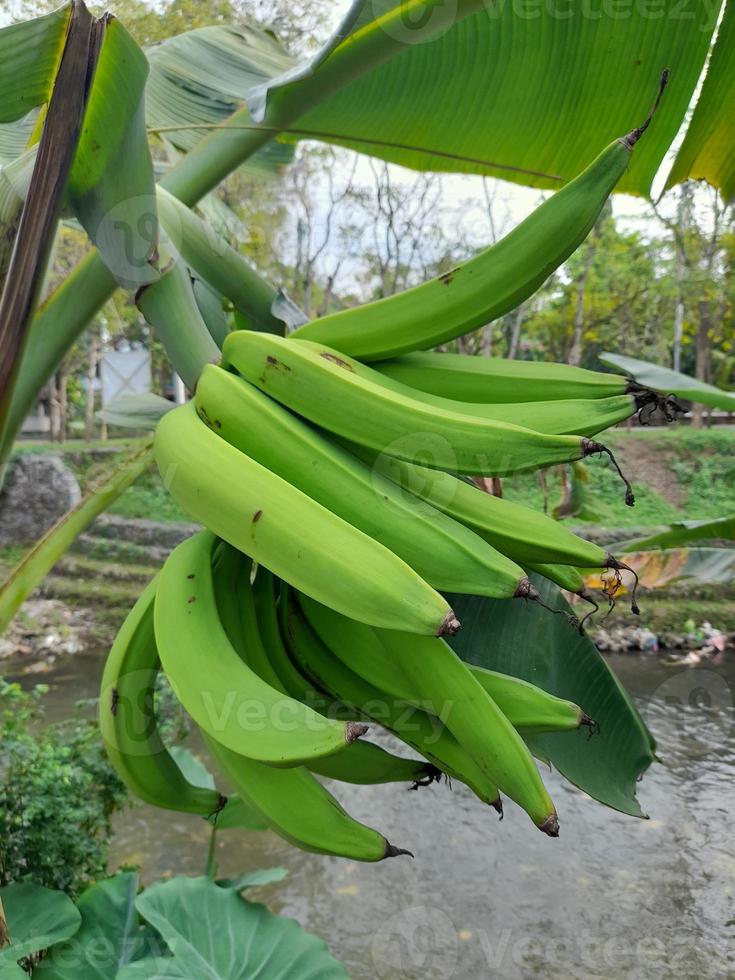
[0,454,81,546]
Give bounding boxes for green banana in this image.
[205,733,410,861]
[98,576,225,816]
[298,344,637,437]
[375,352,633,404]
[298,594,559,834]
[297,591,592,736]
[279,589,503,812]
[361,451,612,568]
[469,667,594,735]
[195,364,529,600]
[154,401,459,635]
[222,332,613,479]
[291,133,646,360]
[309,741,440,787]
[154,529,360,764]
[216,549,436,787]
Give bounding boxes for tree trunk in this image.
[691,301,711,429]
[57,367,68,443]
[567,243,595,366]
[85,333,99,441]
[507,305,526,360]
[49,374,61,442]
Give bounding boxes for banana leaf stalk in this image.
[0,440,153,636]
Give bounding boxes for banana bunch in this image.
[100,534,597,855]
[101,109,674,856]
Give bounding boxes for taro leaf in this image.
[216,868,288,892]
[0,441,152,634]
[118,876,348,979]
[667,0,735,202]
[67,18,158,290]
[253,0,718,196]
[599,351,735,411]
[99,393,174,431]
[586,547,735,590]
[0,4,71,123]
[447,576,655,816]
[36,873,143,979]
[0,883,80,966]
[615,516,735,552]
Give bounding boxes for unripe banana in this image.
[298,594,558,835]
[215,547,435,787]
[291,135,644,360]
[154,529,360,764]
[154,401,459,636]
[279,588,503,812]
[98,576,225,816]
[204,733,411,861]
[295,590,592,735]
[361,450,609,567]
[222,331,609,478]
[375,351,632,404]
[195,364,528,600]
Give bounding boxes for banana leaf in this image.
[448,577,655,817]
[0,5,70,123]
[599,351,735,411]
[145,24,294,175]
[587,546,735,590]
[251,0,722,196]
[615,515,735,552]
[98,392,174,430]
[66,17,158,289]
[667,0,735,201]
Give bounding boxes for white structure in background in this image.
[100,349,151,405]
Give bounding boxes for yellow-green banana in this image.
[299,594,558,835]
[291,133,647,360]
[216,548,435,787]
[154,530,360,764]
[154,401,459,635]
[222,332,610,478]
[375,351,634,404]
[297,592,592,736]
[362,451,613,568]
[279,589,503,813]
[98,576,225,816]
[195,364,529,600]
[204,733,410,861]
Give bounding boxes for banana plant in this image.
[2,0,735,857]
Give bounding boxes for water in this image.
[9,652,735,979]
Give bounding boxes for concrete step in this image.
[52,554,159,585]
[71,533,170,566]
[88,514,199,549]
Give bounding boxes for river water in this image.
[10,652,735,979]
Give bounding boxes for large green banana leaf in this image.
[145,24,294,174]
[448,578,655,817]
[250,0,725,196]
[667,0,735,200]
[0,5,70,122]
[599,351,735,411]
[615,515,735,552]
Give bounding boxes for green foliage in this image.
[0,680,127,896]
